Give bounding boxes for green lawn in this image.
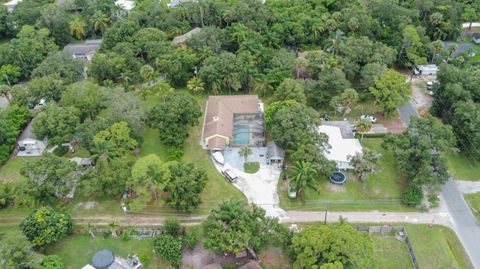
[140,127,170,161]
[323,99,399,125]
[405,224,473,269]
[279,138,410,211]
[44,235,168,269]
[0,157,31,183]
[244,162,260,173]
[446,153,480,181]
[464,192,480,221]
[372,235,412,269]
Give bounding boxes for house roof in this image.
[238,260,262,269]
[266,141,284,160]
[172,27,202,44]
[203,95,260,149]
[115,0,134,11]
[63,40,102,56]
[318,125,362,164]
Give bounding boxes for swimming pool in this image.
[233,124,250,145]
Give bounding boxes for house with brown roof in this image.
[201,95,265,150]
[172,27,201,47]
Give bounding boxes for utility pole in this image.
[324,203,329,224]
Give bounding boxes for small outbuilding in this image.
[172,27,202,47]
[266,141,285,165]
[413,64,438,76]
[63,40,102,62]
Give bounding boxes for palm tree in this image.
[91,141,118,164]
[90,11,109,35]
[69,17,87,40]
[155,81,174,103]
[140,64,155,84]
[84,223,96,239]
[290,161,318,199]
[294,58,307,79]
[447,44,458,57]
[325,30,345,55]
[187,77,205,93]
[108,220,120,238]
[356,119,372,142]
[430,40,444,62]
[239,146,252,162]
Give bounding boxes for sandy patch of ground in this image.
[75,201,96,210]
[326,183,346,193]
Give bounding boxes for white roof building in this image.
[318,125,362,170]
[3,0,22,12]
[115,0,134,11]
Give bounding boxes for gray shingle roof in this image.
[267,141,285,160]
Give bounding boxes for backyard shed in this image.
[266,141,285,165]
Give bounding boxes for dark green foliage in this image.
[0,232,42,268]
[0,183,15,208]
[32,52,84,83]
[402,185,423,206]
[0,105,30,165]
[38,255,65,269]
[167,147,184,161]
[20,207,72,248]
[163,218,181,237]
[52,145,69,157]
[149,92,201,147]
[291,223,375,268]
[202,200,282,253]
[32,103,80,145]
[165,162,207,212]
[183,230,199,250]
[153,235,182,268]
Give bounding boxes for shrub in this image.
[20,207,72,248]
[402,185,423,206]
[38,255,64,269]
[53,145,69,156]
[0,105,31,165]
[167,147,184,161]
[153,235,182,268]
[183,230,199,250]
[121,230,131,241]
[164,218,181,237]
[138,253,150,265]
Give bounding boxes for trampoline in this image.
[329,171,347,184]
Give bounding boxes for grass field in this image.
[446,153,480,181]
[372,235,412,269]
[405,224,473,269]
[0,157,31,183]
[464,192,480,221]
[44,235,168,269]
[244,162,260,173]
[279,138,411,211]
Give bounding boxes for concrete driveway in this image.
[211,149,287,220]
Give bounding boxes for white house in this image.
[413,64,438,76]
[115,0,134,11]
[63,40,102,62]
[17,121,47,157]
[318,125,362,170]
[3,0,22,12]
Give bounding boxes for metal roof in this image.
[266,141,285,160]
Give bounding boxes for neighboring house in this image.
[82,250,143,269]
[115,0,134,11]
[3,0,22,12]
[172,27,201,47]
[266,141,285,165]
[413,64,437,76]
[167,0,190,8]
[473,33,480,44]
[63,40,102,62]
[201,95,265,150]
[318,124,362,170]
[17,120,47,157]
[69,157,93,169]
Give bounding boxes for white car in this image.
[221,168,238,183]
[360,115,377,123]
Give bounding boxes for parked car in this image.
[360,115,377,123]
[211,151,224,165]
[426,81,433,90]
[221,168,238,183]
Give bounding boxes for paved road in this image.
[442,180,480,268]
[397,100,418,126]
[397,98,480,268]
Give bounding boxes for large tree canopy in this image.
[291,223,375,269]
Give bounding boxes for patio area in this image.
[223,147,267,171]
